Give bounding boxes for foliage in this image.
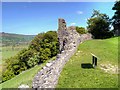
[2,69,15,82]
[29,33,44,51]
[38,48,51,62]
[2,56,27,82]
[76,26,87,34]
[87,10,114,39]
[27,53,40,67]
[29,31,59,59]
[112,0,120,36]
[17,49,35,68]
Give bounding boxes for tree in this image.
[112,0,120,36]
[87,10,113,39]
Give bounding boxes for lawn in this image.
[57,37,118,88]
[0,57,56,89]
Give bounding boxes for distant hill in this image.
[0,32,35,46]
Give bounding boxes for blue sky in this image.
[2,2,115,35]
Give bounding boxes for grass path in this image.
[57,37,118,88]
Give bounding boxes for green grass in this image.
[0,57,56,89]
[1,45,28,63]
[57,37,118,88]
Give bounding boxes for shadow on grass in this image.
[81,63,93,69]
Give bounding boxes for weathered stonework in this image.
[32,18,92,88]
[58,18,68,52]
[58,19,81,53]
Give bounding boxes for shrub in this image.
[2,56,27,82]
[29,31,59,59]
[27,53,40,67]
[50,42,59,57]
[76,26,87,34]
[38,48,51,62]
[12,62,27,75]
[18,49,35,68]
[2,69,15,82]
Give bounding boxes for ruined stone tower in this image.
[58,18,68,52]
[58,18,81,53]
[57,18,92,54]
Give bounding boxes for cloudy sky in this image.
[2,2,115,35]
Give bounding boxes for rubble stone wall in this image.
[32,19,92,88]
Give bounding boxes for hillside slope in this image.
[57,37,118,88]
[0,32,35,46]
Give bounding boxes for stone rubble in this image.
[32,18,92,88]
[100,64,118,74]
[18,84,29,88]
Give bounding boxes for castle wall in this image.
[32,19,92,88]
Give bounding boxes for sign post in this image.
[91,53,99,68]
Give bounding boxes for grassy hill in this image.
[57,37,118,88]
[0,32,35,46]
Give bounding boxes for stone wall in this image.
[58,18,68,52]
[32,18,92,88]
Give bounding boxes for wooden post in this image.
[95,57,97,66]
[92,56,94,65]
[91,53,99,68]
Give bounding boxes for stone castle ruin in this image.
[58,18,68,52]
[32,18,92,88]
[58,18,91,53]
[58,18,81,53]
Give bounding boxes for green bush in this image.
[2,56,27,82]
[27,53,40,67]
[29,33,44,51]
[2,69,15,82]
[18,49,35,68]
[39,48,51,62]
[50,42,59,57]
[12,62,27,75]
[76,26,87,34]
[29,31,59,59]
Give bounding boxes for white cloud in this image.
[84,18,87,21]
[85,18,89,21]
[70,23,76,26]
[77,11,83,15]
